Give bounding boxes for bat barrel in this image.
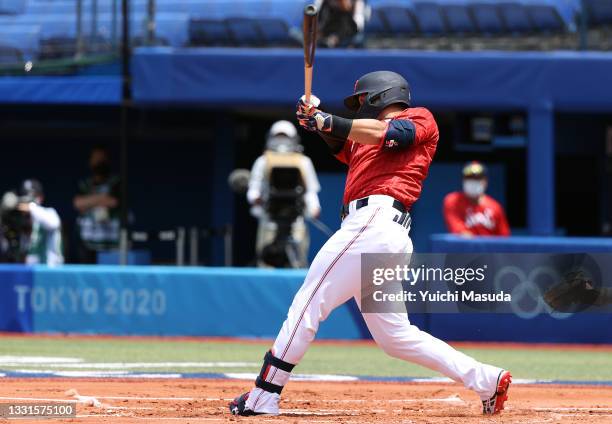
[304,4,317,16]
[303,4,318,103]
[303,4,318,68]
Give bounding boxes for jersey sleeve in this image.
[443,193,469,234]
[494,203,511,236]
[409,108,440,146]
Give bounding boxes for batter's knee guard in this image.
[255,350,296,394]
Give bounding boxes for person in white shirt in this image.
[247,120,321,268]
[16,179,63,266]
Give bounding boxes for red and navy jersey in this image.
[335,107,439,210]
[443,192,511,236]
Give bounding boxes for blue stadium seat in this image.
[0,44,23,63]
[584,0,612,25]
[9,14,77,39]
[188,18,230,46]
[469,3,505,34]
[94,13,189,47]
[256,18,291,46]
[267,0,304,28]
[526,5,565,33]
[226,17,262,46]
[441,4,476,34]
[0,25,40,60]
[499,2,533,34]
[378,6,418,35]
[0,0,26,14]
[365,7,388,35]
[414,2,446,35]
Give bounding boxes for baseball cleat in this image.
[482,370,512,415]
[229,392,263,416]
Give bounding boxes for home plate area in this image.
[1,378,612,424]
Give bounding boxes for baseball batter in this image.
[229,71,511,416]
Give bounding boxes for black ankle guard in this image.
[254,351,295,395]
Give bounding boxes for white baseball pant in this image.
[247,195,502,413]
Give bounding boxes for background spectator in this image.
[0,179,63,266]
[73,145,121,263]
[315,0,366,48]
[443,161,510,237]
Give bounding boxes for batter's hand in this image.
[297,110,332,132]
[297,94,321,115]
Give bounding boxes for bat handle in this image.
[304,66,313,105]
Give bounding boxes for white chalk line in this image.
[96,395,197,401]
[0,356,83,364]
[0,361,258,369]
[0,396,76,403]
[227,372,359,382]
[8,369,184,378]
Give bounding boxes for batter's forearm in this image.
[348,119,387,146]
[321,115,385,146]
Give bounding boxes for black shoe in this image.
[229,392,264,416]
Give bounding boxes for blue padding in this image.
[0,265,34,332]
[429,234,612,253]
[23,265,366,338]
[428,313,612,344]
[0,76,120,104]
[131,48,612,113]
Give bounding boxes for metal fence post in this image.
[224,225,233,267]
[76,0,85,57]
[189,227,199,266]
[146,0,156,45]
[176,227,186,266]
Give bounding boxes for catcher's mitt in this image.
[543,270,600,311]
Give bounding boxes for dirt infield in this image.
[1,379,612,423]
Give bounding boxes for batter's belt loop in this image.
[340,196,408,222]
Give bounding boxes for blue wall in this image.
[1,264,611,343]
[0,265,367,339]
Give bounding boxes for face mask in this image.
[92,161,111,177]
[463,180,485,198]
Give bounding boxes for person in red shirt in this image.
[443,161,510,236]
[229,71,511,418]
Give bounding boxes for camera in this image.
[0,191,32,263]
[260,166,306,268]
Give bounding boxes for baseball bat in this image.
[303,4,318,104]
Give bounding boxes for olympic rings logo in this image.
[493,265,574,320]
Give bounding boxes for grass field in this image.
[1,335,612,381]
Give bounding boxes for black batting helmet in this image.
[344,71,411,119]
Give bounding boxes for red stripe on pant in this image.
[252,208,379,411]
